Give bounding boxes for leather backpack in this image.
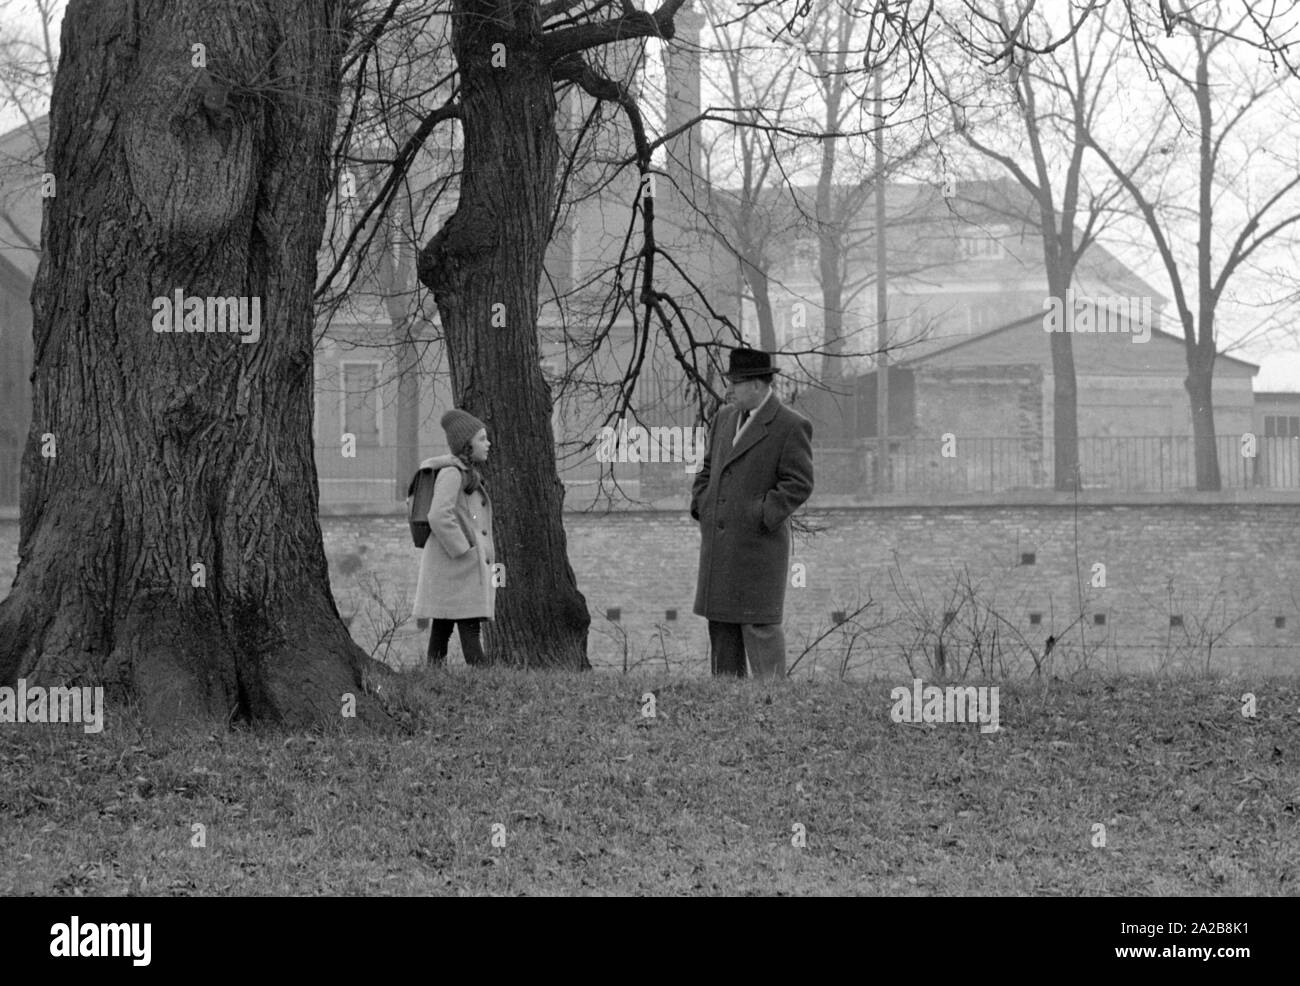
[407,464,448,548]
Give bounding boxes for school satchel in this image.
[406,465,442,548]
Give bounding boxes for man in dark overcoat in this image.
[690,347,814,679]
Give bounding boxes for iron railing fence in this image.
[820,434,1300,495]
[1,434,1297,507]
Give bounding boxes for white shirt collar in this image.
[735,387,775,438]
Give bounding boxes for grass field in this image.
[1,669,1296,895]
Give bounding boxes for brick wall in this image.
[4,504,1295,677]
[315,503,1299,675]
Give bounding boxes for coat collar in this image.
[725,392,781,465]
[421,454,489,503]
[420,454,461,471]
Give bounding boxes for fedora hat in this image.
[726,347,780,381]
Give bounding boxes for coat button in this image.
[481,531,488,537]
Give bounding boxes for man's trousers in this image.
[707,620,786,680]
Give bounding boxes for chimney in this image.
[663,0,703,199]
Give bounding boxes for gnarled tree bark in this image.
[0,0,390,729]
[418,0,591,668]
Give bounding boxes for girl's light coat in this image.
[411,455,496,620]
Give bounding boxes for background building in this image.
[2,17,1296,511]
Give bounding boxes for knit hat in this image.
[441,408,486,453]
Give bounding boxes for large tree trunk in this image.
[417,0,590,669]
[1186,350,1221,491]
[0,0,390,729]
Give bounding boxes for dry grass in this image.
[1,669,1296,895]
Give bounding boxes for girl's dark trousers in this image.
[427,618,485,666]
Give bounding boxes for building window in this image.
[1264,415,1300,438]
[958,225,1008,261]
[341,361,382,447]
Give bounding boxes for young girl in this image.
[412,409,495,666]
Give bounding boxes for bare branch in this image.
[542,0,688,61]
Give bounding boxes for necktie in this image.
[740,410,751,430]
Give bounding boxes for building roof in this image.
[890,310,1259,377]
[714,175,1169,306]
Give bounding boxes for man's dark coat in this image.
[691,396,814,624]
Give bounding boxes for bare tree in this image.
[939,0,1130,491]
[794,0,936,440]
[0,0,61,133]
[0,0,61,255]
[933,0,1300,491]
[699,0,802,354]
[410,0,702,668]
[1084,0,1300,490]
[316,13,458,497]
[0,3,61,472]
[401,0,940,662]
[697,0,938,438]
